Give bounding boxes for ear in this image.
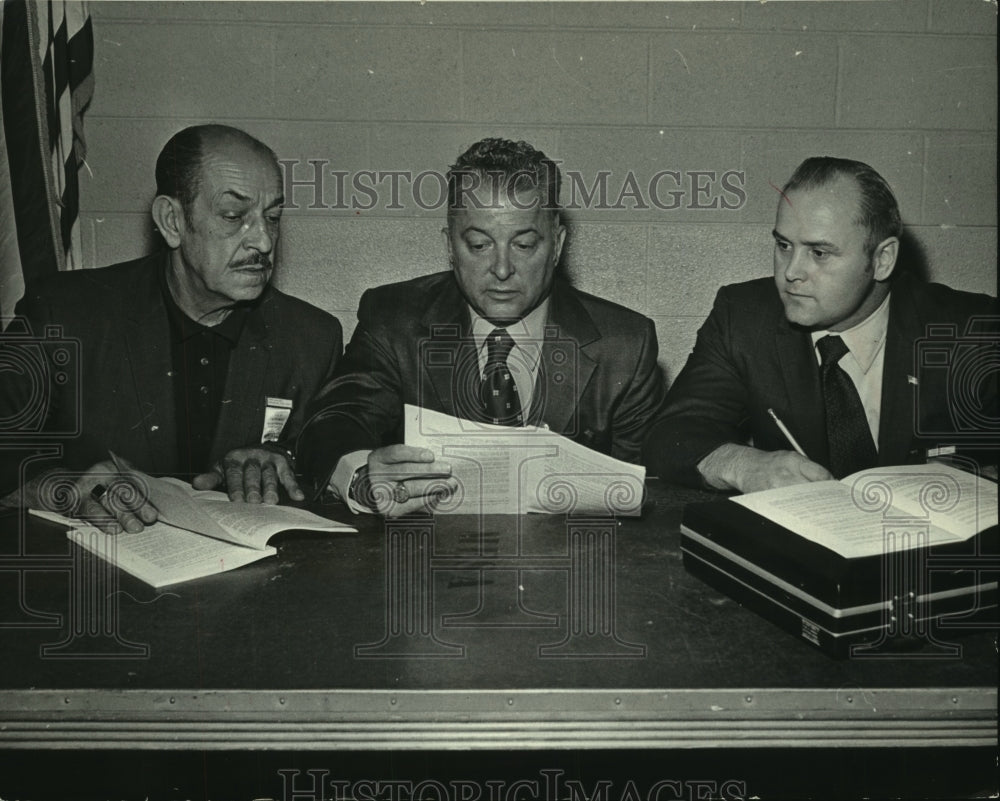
[872,236,898,281]
[152,195,184,249]
[552,216,567,267]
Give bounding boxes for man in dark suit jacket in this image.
[643,156,997,492]
[1,125,341,532]
[298,138,666,516]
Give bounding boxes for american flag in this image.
[1,0,94,323]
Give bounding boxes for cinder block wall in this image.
[80,0,997,382]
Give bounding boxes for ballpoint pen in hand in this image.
[107,450,129,475]
[767,408,807,458]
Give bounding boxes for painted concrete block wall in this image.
[79,0,997,382]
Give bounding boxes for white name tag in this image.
[262,397,293,443]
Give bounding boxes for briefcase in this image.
[680,500,999,658]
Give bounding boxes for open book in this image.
[731,463,998,559]
[33,473,355,588]
[404,404,645,516]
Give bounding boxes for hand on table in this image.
[698,444,833,494]
[68,459,158,535]
[193,445,303,504]
[360,444,458,517]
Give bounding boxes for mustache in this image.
[233,254,273,269]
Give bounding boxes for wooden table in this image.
[0,481,996,796]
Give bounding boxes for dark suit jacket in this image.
[297,271,666,489]
[643,274,998,487]
[1,252,341,493]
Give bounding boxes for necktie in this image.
[817,334,877,478]
[481,328,523,426]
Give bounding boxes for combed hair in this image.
[155,124,278,213]
[782,156,901,255]
[446,138,561,220]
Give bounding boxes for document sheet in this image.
[404,404,645,516]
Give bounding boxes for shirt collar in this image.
[160,262,246,345]
[469,297,551,368]
[810,291,891,374]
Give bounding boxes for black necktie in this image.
[817,334,877,478]
[481,328,523,426]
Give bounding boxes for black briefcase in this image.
[680,499,999,657]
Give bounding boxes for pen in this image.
[767,408,807,458]
[107,450,163,523]
[107,450,129,474]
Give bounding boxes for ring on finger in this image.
[393,481,410,504]
[90,483,109,503]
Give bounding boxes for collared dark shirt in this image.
[160,270,247,478]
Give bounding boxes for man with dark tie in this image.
[297,137,666,516]
[643,156,997,493]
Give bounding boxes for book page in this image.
[66,523,276,589]
[136,476,355,549]
[839,464,998,539]
[195,498,355,550]
[139,475,236,543]
[732,466,995,559]
[405,404,644,516]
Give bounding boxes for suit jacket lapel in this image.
[418,279,478,420]
[775,320,829,466]
[879,285,919,464]
[121,253,177,474]
[535,281,598,434]
[211,294,273,463]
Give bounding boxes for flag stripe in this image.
[1,0,93,319]
[50,1,94,271]
[0,0,62,305]
[67,14,93,95]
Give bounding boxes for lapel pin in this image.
[907,375,919,386]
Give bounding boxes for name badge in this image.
[262,397,293,443]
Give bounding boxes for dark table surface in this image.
[0,480,996,752]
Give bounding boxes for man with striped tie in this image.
[298,138,666,516]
